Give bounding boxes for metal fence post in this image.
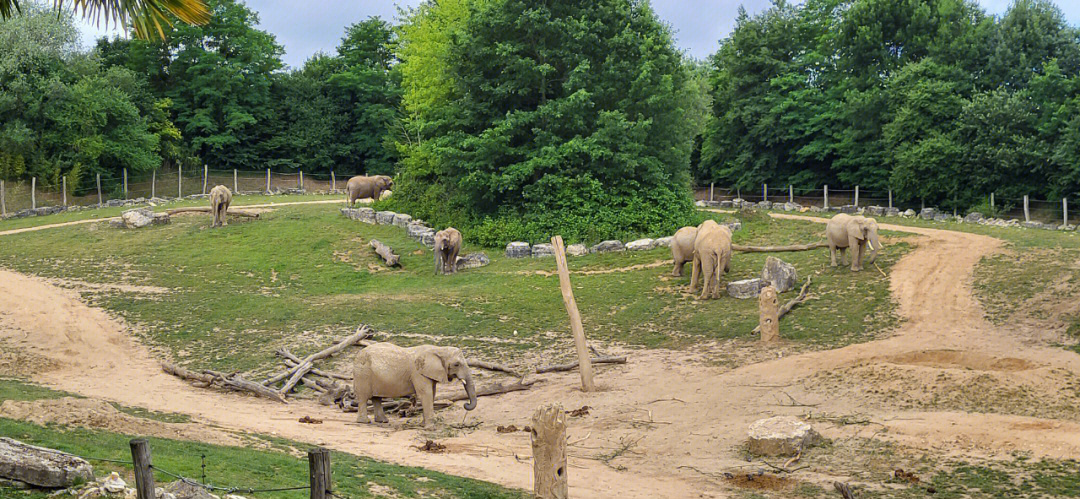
[97,173,102,207]
[202,165,208,195]
[234,169,238,193]
[62,176,67,207]
[824,185,829,209]
[31,177,36,209]
[854,185,859,207]
[129,439,155,499]
[1024,195,1030,222]
[308,448,331,499]
[123,169,128,199]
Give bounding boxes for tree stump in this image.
[531,403,568,499]
[759,285,780,342]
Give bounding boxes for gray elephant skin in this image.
[353,342,477,428]
[826,213,880,271]
[689,219,733,299]
[434,227,462,275]
[345,175,393,206]
[670,225,699,277]
[208,185,232,228]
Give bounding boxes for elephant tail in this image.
[715,251,722,284]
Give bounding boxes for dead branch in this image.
[278,325,373,396]
[536,356,626,374]
[468,359,520,377]
[437,378,542,402]
[369,239,400,267]
[751,277,812,335]
[276,349,352,381]
[834,482,855,499]
[162,363,286,403]
[165,207,260,218]
[733,242,827,252]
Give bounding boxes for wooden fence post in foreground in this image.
[1024,195,1030,222]
[308,448,331,499]
[759,286,779,343]
[129,439,155,499]
[551,235,596,392]
[532,403,568,499]
[31,177,36,209]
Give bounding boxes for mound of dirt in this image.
[0,398,237,445]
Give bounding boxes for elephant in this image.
[208,185,232,228]
[433,227,462,275]
[826,213,880,271]
[689,219,733,300]
[670,226,699,277]
[353,342,477,428]
[345,175,393,207]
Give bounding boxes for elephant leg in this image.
[416,379,436,428]
[848,236,861,271]
[689,256,701,293]
[672,258,683,277]
[698,258,714,300]
[372,396,389,423]
[354,385,371,424]
[450,248,460,273]
[221,205,229,227]
[829,244,838,267]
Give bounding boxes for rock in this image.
[151,213,170,225]
[809,205,823,212]
[505,242,531,258]
[761,257,798,293]
[532,243,556,257]
[885,207,900,217]
[727,278,766,299]
[757,201,772,210]
[933,212,950,222]
[902,209,916,217]
[375,211,396,225]
[0,437,94,488]
[565,244,589,257]
[721,221,742,232]
[747,416,822,456]
[867,206,884,216]
[455,252,490,270]
[101,472,127,493]
[392,213,413,227]
[406,223,434,240]
[156,487,177,499]
[625,238,657,251]
[223,495,246,499]
[920,208,936,220]
[340,208,361,220]
[590,240,625,253]
[964,212,984,223]
[109,219,126,229]
[380,190,393,200]
[782,202,801,212]
[0,478,29,489]
[719,200,733,208]
[838,205,857,214]
[653,236,673,248]
[695,200,708,207]
[163,480,217,499]
[120,208,155,229]
[420,232,436,247]
[356,207,376,223]
[1022,221,1053,230]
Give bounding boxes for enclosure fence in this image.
[695,183,1075,226]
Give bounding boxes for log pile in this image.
[162,362,287,403]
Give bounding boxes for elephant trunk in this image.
[867,232,880,264]
[462,368,477,411]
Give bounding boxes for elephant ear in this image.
[416,351,449,384]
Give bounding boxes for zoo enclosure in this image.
[695,183,1075,226]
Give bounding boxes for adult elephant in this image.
[826,214,880,272]
[208,185,232,228]
[670,225,699,277]
[345,175,393,207]
[433,227,462,275]
[353,343,477,428]
[689,219,733,300]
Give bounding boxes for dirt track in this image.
[3,210,1080,497]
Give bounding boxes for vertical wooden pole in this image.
[123,169,127,199]
[709,182,714,202]
[266,168,271,193]
[531,404,568,499]
[129,439,155,499]
[854,185,859,207]
[202,165,208,195]
[1024,195,1030,222]
[97,173,102,207]
[233,169,238,193]
[763,183,767,202]
[31,177,36,209]
[759,286,779,343]
[990,192,995,211]
[151,170,156,199]
[62,176,67,207]
[888,189,893,210]
[1064,198,1068,227]
[789,184,793,204]
[550,235,596,392]
[299,171,304,191]
[308,448,331,499]
[824,185,829,209]
[1,180,6,217]
[178,166,182,198]
[332,171,336,192]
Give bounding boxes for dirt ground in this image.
[4,208,1080,497]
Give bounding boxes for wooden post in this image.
[1,180,5,217]
[888,189,893,210]
[709,182,714,202]
[299,171,304,191]
[331,171,336,192]
[308,448,331,499]
[151,170,156,199]
[824,185,829,209]
[233,169,238,193]
[1024,195,1030,222]
[759,286,779,342]
[123,169,127,199]
[97,174,102,206]
[763,183,767,202]
[266,168,271,193]
[202,165,208,195]
[178,166,182,198]
[789,184,793,203]
[129,439,155,499]
[1064,198,1068,227]
[62,176,67,207]
[550,235,596,392]
[531,404,568,499]
[854,185,859,207]
[990,192,995,211]
[31,177,36,209]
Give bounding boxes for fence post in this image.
[1064,198,1068,227]
[299,170,304,191]
[97,174,102,207]
[31,177,36,209]
[854,185,859,207]
[233,169,238,193]
[789,184,793,204]
[709,182,714,202]
[1024,195,1030,222]
[123,169,128,199]
[129,439,155,499]
[62,176,67,207]
[551,235,596,392]
[308,448,331,499]
[331,171,336,192]
[888,189,893,210]
[266,168,271,193]
[202,165,208,195]
[824,185,829,209]
[1,180,5,217]
[763,183,767,202]
[178,166,182,198]
[151,170,156,199]
[990,192,995,211]
[531,404,568,499]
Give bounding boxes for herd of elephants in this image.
[201,175,884,428]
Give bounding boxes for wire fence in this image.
[694,183,1076,226]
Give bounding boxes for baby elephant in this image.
[353,342,477,428]
[433,227,462,274]
[208,185,232,228]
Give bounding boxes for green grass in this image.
[0,203,911,376]
[0,418,524,499]
[860,456,1080,498]
[0,378,75,402]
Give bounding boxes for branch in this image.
[437,378,542,402]
[162,362,286,403]
[468,359,521,377]
[278,325,373,396]
[733,242,827,252]
[536,356,626,374]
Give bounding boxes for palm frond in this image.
[0,0,210,40]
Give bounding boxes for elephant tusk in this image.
[867,241,874,251]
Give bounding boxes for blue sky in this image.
[77,0,1080,69]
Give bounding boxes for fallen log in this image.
[536,356,626,374]
[281,353,352,380]
[278,325,373,396]
[438,377,542,402]
[369,239,400,267]
[733,242,827,252]
[751,277,812,335]
[165,207,261,218]
[163,363,287,403]
[468,359,521,377]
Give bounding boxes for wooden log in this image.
[369,239,400,267]
[834,482,855,499]
[531,403,568,499]
[129,439,155,499]
[278,325,373,396]
[751,277,811,335]
[551,235,595,392]
[438,378,540,402]
[308,448,331,499]
[468,359,520,377]
[301,377,328,393]
[759,285,780,342]
[536,356,626,374]
[165,207,260,218]
[161,362,287,403]
[276,349,352,381]
[732,242,827,252]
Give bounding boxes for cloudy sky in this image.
[77,0,1080,69]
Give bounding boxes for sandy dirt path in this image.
[3,212,1080,497]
